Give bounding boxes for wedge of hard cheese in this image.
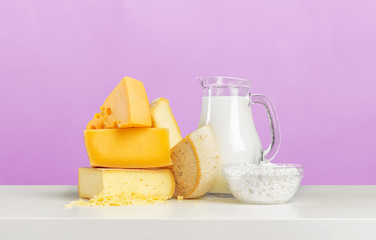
[78,168,175,206]
[86,111,106,129]
[87,76,151,129]
[169,125,220,198]
[150,97,182,148]
[84,128,172,168]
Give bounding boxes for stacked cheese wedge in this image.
[74,76,219,207]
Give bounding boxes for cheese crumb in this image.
[66,193,168,207]
[177,195,184,200]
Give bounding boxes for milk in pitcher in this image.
[198,96,263,193]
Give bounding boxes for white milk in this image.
[198,96,263,194]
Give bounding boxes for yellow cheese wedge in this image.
[77,168,175,206]
[84,128,172,168]
[87,76,151,129]
[150,97,182,148]
[169,125,220,198]
[86,112,106,129]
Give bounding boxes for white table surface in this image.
[0,185,375,240]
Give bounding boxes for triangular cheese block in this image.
[150,97,182,148]
[87,77,151,129]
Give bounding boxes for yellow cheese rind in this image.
[170,125,220,198]
[76,168,175,206]
[87,76,151,129]
[84,128,172,168]
[150,98,182,148]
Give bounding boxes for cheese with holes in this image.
[86,111,106,129]
[169,125,220,198]
[150,97,182,148]
[77,168,175,206]
[87,76,151,129]
[84,128,172,168]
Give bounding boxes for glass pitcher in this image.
[198,76,281,194]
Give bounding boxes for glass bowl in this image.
[222,163,303,204]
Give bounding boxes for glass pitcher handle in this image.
[250,94,281,163]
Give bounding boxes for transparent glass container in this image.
[223,163,303,204]
[198,76,281,195]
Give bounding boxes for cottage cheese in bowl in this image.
[223,163,303,204]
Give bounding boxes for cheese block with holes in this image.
[150,97,182,148]
[87,76,151,129]
[84,128,172,168]
[86,111,106,129]
[78,168,175,206]
[169,125,220,198]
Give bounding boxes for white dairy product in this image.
[198,96,263,194]
[223,163,303,204]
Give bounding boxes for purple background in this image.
[1,0,375,185]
